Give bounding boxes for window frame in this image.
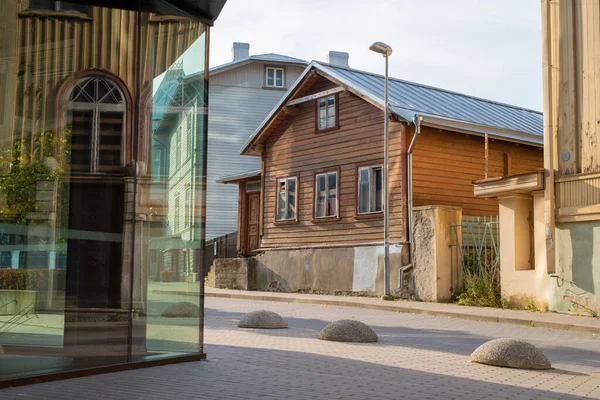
[174,192,181,233]
[313,168,340,222]
[314,93,339,133]
[355,162,384,218]
[185,185,191,229]
[24,0,93,18]
[264,66,286,89]
[274,175,299,224]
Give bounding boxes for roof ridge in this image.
[315,62,542,115]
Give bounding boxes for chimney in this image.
[327,51,349,68]
[232,42,250,61]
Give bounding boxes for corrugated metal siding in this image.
[13,6,203,160]
[210,63,305,89]
[323,64,543,137]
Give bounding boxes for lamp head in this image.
[369,42,392,57]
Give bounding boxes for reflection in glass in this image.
[0,1,208,382]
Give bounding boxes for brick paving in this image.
[2,296,600,400]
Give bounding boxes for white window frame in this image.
[317,95,336,131]
[314,171,338,219]
[276,176,298,222]
[357,165,383,215]
[185,185,191,228]
[174,192,181,232]
[265,67,285,88]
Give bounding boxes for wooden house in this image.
[223,57,544,295]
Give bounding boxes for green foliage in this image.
[525,299,540,313]
[457,271,502,308]
[0,268,65,291]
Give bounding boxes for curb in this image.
[152,289,600,335]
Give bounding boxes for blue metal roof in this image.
[210,53,307,75]
[241,62,543,155]
[321,63,543,138]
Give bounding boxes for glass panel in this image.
[327,97,336,127]
[315,174,326,218]
[277,180,286,220]
[374,167,383,212]
[287,178,296,220]
[275,69,283,87]
[69,110,93,172]
[267,68,274,86]
[319,100,327,130]
[27,0,55,10]
[0,0,208,382]
[358,168,370,213]
[327,172,337,216]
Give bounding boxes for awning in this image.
[69,0,227,25]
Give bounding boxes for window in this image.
[28,0,91,14]
[66,77,126,174]
[265,67,284,88]
[151,147,164,181]
[185,186,191,228]
[314,171,338,219]
[357,165,383,214]
[276,176,298,221]
[174,192,181,232]
[175,126,182,169]
[186,110,193,159]
[316,95,337,131]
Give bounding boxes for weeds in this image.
[456,271,502,308]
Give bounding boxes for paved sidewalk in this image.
[150,282,600,335]
[4,296,600,399]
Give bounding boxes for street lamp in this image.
[369,41,393,300]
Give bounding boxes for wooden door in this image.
[246,193,260,253]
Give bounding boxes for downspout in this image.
[395,114,422,293]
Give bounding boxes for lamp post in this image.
[369,41,393,300]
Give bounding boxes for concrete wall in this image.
[551,221,600,315]
[498,192,550,309]
[251,245,407,296]
[411,206,462,302]
[211,258,252,290]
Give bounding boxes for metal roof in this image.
[240,61,544,155]
[325,64,543,138]
[217,169,262,184]
[210,54,307,75]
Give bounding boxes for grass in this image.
[456,271,502,308]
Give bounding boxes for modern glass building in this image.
[0,0,226,386]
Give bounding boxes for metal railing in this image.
[450,215,500,293]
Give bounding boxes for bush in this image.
[159,269,174,282]
[0,268,66,291]
[456,271,502,308]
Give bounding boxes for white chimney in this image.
[327,51,349,68]
[232,42,250,61]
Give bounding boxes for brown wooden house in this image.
[224,56,544,296]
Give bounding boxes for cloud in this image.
[210,0,542,110]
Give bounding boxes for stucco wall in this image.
[251,245,407,296]
[551,221,600,315]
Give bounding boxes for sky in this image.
[209,0,543,112]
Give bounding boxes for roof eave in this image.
[417,114,543,147]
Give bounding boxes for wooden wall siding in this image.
[546,0,600,176]
[261,77,406,248]
[555,172,600,221]
[13,5,203,161]
[411,126,543,216]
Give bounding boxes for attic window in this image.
[316,94,338,132]
[265,67,285,88]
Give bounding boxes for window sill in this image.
[274,219,299,226]
[262,86,287,91]
[19,10,93,20]
[312,216,341,223]
[315,126,340,134]
[354,212,383,220]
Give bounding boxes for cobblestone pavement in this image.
[3,297,600,400]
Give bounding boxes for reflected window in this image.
[66,77,126,174]
[28,0,91,14]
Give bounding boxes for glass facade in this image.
[0,1,209,383]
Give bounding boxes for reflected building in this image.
[0,0,226,386]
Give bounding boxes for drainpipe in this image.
[395,114,422,293]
